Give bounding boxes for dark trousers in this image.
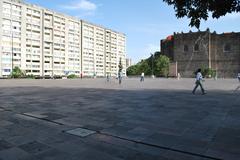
[140,76,144,82]
[192,80,205,94]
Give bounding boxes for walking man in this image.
[237,73,240,82]
[192,68,206,95]
[140,72,144,82]
[118,72,122,84]
[106,74,110,82]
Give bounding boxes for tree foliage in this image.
[155,55,170,77]
[163,0,240,28]
[11,66,24,78]
[127,52,170,77]
[67,74,78,79]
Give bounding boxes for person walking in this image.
[237,73,240,82]
[192,68,206,95]
[140,72,144,82]
[118,72,122,84]
[106,73,110,82]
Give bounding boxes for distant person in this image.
[192,68,206,95]
[118,72,122,84]
[140,72,144,82]
[177,73,181,80]
[234,73,240,91]
[106,74,110,82]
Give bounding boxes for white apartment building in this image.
[0,0,126,77]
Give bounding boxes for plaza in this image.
[0,78,240,160]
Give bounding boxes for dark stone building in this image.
[161,29,240,78]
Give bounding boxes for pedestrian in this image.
[106,74,110,82]
[237,73,240,82]
[192,68,206,95]
[118,72,122,84]
[80,72,83,79]
[140,72,144,82]
[177,72,181,80]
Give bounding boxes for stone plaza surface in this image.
[0,78,239,160]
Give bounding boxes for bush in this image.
[202,68,216,78]
[67,74,77,79]
[155,55,170,77]
[26,74,35,79]
[11,67,24,78]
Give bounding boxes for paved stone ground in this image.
[0,78,239,160]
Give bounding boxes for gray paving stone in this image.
[23,112,48,119]
[41,112,66,120]
[34,148,72,160]
[66,128,96,137]
[0,140,13,151]
[0,79,239,159]
[0,147,30,160]
[19,141,51,154]
[0,120,14,127]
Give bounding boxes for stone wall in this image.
[210,32,240,78]
[161,30,240,78]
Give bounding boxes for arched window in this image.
[194,44,199,52]
[224,44,231,52]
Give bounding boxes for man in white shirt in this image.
[140,72,144,82]
[192,68,206,95]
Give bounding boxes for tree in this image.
[155,55,170,77]
[163,0,240,28]
[11,66,24,78]
[127,65,139,75]
[138,60,151,75]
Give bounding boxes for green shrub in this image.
[11,67,24,78]
[26,74,35,79]
[67,74,77,79]
[202,68,216,78]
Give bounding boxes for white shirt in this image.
[141,73,144,77]
[196,72,203,81]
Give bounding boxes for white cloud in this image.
[62,0,97,11]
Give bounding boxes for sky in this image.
[26,0,240,63]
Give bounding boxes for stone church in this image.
[161,29,240,78]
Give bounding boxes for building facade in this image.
[161,29,240,78]
[125,58,132,68]
[0,0,126,77]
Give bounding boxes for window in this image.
[224,44,231,52]
[4,69,11,72]
[194,44,199,52]
[184,45,188,52]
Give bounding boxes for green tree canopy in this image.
[127,52,170,77]
[155,55,170,77]
[11,66,24,78]
[163,0,240,28]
